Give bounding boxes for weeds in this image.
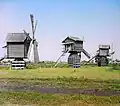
[26,62,70,69]
[0,91,120,105]
[1,77,120,91]
[108,63,120,71]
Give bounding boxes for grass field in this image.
[0,92,120,106]
[0,66,120,106]
[0,66,120,80]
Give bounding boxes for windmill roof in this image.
[6,33,31,43]
[69,36,82,41]
[99,45,110,49]
[62,36,83,43]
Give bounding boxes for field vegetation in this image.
[0,63,120,105]
[0,92,120,106]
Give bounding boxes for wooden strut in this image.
[53,50,69,68]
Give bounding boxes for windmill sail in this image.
[28,14,39,63]
[30,14,35,39]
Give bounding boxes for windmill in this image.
[28,14,39,63]
[54,36,90,68]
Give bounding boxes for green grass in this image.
[0,67,120,80]
[1,77,120,91]
[0,66,120,90]
[26,62,70,68]
[0,91,120,106]
[0,66,120,105]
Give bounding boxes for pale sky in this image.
[0,0,120,61]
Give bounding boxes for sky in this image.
[0,0,120,61]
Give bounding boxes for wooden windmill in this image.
[54,36,90,68]
[28,14,39,63]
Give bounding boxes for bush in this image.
[111,63,120,70]
[26,63,40,69]
[0,66,10,70]
[26,61,70,69]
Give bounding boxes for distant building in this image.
[95,45,110,66]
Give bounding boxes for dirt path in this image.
[0,84,120,96]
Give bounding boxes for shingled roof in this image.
[99,45,110,49]
[68,36,82,41]
[62,36,83,43]
[6,33,31,43]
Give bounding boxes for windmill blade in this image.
[82,36,85,42]
[30,14,35,39]
[109,51,115,56]
[34,20,38,36]
[23,30,29,36]
[28,14,39,63]
[111,43,114,60]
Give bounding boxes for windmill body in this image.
[28,14,39,63]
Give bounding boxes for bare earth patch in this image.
[0,85,120,96]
